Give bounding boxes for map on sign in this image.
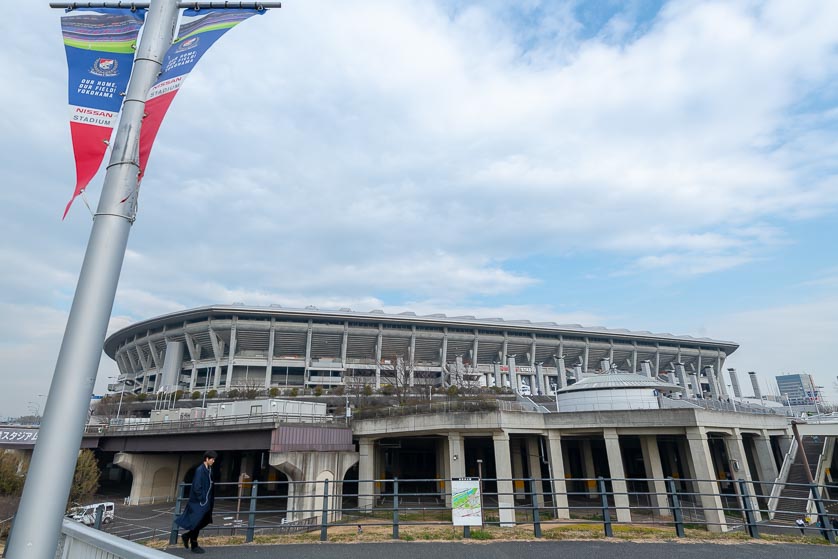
[451,477,482,526]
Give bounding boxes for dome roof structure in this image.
[558,372,685,394]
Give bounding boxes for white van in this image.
[67,502,115,526]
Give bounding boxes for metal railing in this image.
[163,475,838,545]
[84,411,340,436]
[55,519,173,559]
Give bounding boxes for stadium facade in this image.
[104,305,739,397]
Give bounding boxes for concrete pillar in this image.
[688,372,700,398]
[704,366,719,399]
[374,331,382,389]
[583,341,589,374]
[727,368,741,398]
[447,432,464,507]
[726,430,762,520]
[686,427,727,532]
[674,363,688,392]
[554,357,566,390]
[640,435,671,517]
[493,362,502,390]
[603,429,631,523]
[115,452,199,505]
[581,439,597,499]
[225,322,237,390]
[358,438,375,511]
[510,438,526,501]
[525,437,545,510]
[265,321,275,388]
[752,431,779,485]
[545,432,569,519]
[189,361,197,392]
[640,360,653,377]
[492,432,516,527]
[271,450,360,523]
[507,356,517,391]
[748,372,762,400]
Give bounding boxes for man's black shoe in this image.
[191,545,206,554]
[181,534,189,549]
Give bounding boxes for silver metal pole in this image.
[6,2,179,557]
[116,381,125,421]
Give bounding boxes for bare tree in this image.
[380,355,417,404]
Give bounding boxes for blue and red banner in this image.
[61,9,144,218]
[138,9,263,180]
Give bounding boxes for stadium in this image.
[103,304,740,398]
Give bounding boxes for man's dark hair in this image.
[203,450,218,460]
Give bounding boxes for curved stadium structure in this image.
[104,305,738,397]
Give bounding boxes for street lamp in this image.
[476,459,484,529]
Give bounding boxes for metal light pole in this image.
[9,3,282,556]
[6,4,180,557]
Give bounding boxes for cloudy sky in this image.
[2,0,837,417]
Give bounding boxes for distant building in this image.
[775,373,821,406]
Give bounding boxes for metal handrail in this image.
[59,518,173,559]
[768,436,799,518]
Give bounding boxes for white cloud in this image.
[2,1,838,414]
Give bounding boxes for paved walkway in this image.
[165,541,835,559]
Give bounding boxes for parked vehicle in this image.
[66,502,115,526]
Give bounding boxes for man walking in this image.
[176,450,217,553]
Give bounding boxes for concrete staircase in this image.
[772,436,823,523]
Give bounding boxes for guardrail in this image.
[56,518,173,559]
[84,411,342,436]
[164,475,838,545]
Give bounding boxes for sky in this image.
[1,0,837,418]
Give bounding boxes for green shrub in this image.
[268,387,280,398]
[136,393,147,401]
[227,388,240,398]
[207,389,218,399]
[314,387,323,397]
[289,388,299,397]
[191,391,201,400]
[67,449,100,509]
[0,453,25,496]
[469,529,493,540]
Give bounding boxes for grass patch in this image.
[468,529,494,540]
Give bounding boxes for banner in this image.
[61,9,144,218]
[138,9,264,181]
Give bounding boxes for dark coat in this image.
[175,463,214,531]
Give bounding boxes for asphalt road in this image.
[165,541,836,559]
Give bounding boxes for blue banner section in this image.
[62,9,145,113]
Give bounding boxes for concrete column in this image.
[265,320,275,388]
[727,430,761,520]
[507,356,517,391]
[341,324,348,368]
[271,450,360,523]
[409,331,416,387]
[603,429,631,523]
[752,431,779,485]
[525,437,545,510]
[640,435,671,517]
[674,363,688,392]
[225,321,237,390]
[545,432,569,519]
[115,452,200,505]
[510,437,526,501]
[440,437,452,506]
[358,438,375,511]
[686,427,727,532]
[640,360,653,377]
[581,439,597,499]
[688,372,700,398]
[375,332,382,389]
[727,368,742,398]
[536,364,546,395]
[493,432,516,527]
[583,341,589,374]
[554,356,566,391]
[189,361,197,391]
[748,372,762,400]
[493,362,501,390]
[631,344,638,374]
[704,366,719,399]
[447,432,464,507]
[304,326,313,385]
